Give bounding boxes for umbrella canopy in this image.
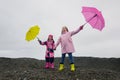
[25,25,40,41]
[82,6,105,31]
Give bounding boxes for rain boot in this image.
[50,63,54,69]
[59,63,64,71]
[70,63,75,71]
[45,62,49,69]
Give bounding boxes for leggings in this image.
[46,57,54,63]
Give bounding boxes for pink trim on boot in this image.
[50,63,54,69]
[45,62,49,69]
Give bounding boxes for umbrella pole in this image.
[83,14,97,26]
[37,37,39,40]
[83,22,87,26]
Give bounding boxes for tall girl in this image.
[55,25,84,71]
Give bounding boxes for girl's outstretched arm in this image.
[38,39,47,45]
[71,25,84,36]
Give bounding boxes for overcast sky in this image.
[0,0,120,60]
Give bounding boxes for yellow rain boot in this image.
[59,64,64,71]
[70,64,75,71]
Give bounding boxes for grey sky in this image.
[0,0,120,59]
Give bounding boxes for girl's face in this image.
[48,36,52,40]
[62,27,68,34]
[48,35,53,41]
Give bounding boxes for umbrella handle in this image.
[37,37,39,40]
[83,14,97,26]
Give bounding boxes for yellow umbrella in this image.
[25,25,40,41]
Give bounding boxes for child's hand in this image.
[53,47,56,50]
[80,25,84,30]
[38,39,42,44]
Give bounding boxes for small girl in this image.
[38,34,55,69]
[55,25,84,71]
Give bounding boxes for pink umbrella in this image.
[82,6,105,31]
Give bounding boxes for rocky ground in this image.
[0,57,120,80]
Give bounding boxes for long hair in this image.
[47,38,54,43]
[61,26,69,34]
[47,35,54,43]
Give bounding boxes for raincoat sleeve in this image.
[55,37,61,49]
[53,42,56,50]
[53,42,55,49]
[71,25,83,36]
[38,40,47,45]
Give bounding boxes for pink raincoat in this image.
[55,26,83,53]
[39,40,55,58]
